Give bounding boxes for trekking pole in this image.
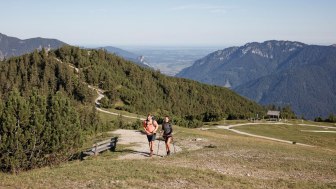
[157,132,162,156]
[172,136,176,153]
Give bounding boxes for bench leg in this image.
[94,144,98,156]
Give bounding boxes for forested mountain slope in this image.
[0,46,264,172]
[177,41,336,119]
[53,46,265,123]
[0,48,98,172]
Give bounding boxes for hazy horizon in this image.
[1,0,336,47]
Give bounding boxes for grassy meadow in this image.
[234,124,336,149]
[0,118,335,189]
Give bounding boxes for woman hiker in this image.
[161,116,173,156]
[143,114,158,157]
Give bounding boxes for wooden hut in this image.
[267,110,280,121]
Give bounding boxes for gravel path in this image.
[216,123,315,147]
[297,123,336,129]
[56,58,144,121]
[89,85,146,121]
[55,58,192,159]
[110,129,182,159]
[301,130,336,133]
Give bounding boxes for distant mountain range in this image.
[0,33,66,60]
[0,33,151,68]
[177,40,336,119]
[99,46,151,68]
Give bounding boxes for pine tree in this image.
[29,53,40,87]
[27,90,47,168]
[0,100,3,156]
[0,90,29,173]
[46,91,82,162]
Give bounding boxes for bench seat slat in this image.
[82,137,118,159]
[93,138,118,147]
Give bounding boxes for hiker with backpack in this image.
[161,116,173,156]
[143,114,159,157]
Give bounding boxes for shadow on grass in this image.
[114,146,166,158]
[76,148,155,160]
[114,149,151,157]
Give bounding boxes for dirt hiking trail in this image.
[110,129,182,159]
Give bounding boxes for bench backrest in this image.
[94,137,117,147]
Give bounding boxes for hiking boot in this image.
[167,150,170,156]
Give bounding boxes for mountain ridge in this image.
[99,46,151,68]
[177,40,336,119]
[0,33,66,60]
[177,40,307,87]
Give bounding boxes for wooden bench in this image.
[81,137,118,159]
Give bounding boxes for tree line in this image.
[314,114,336,123]
[0,49,100,173]
[54,46,266,126]
[0,46,283,172]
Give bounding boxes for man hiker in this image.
[143,114,158,157]
[161,116,173,156]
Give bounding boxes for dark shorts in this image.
[163,135,172,143]
[147,133,156,142]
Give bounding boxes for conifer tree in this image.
[27,90,47,167]
[46,91,81,162]
[0,90,29,172]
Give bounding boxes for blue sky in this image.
[1,0,336,46]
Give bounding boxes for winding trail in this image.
[88,85,146,121]
[88,86,182,159]
[301,130,336,133]
[297,123,336,129]
[219,125,313,147]
[55,58,180,158]
[216,122,335,147]
[54,57,79,73]
[55,57,335,155]
[55,56,145,121]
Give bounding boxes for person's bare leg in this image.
[149,141,154,156]
[166,137,171,155]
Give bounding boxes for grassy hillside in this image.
[0,125,335,188]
